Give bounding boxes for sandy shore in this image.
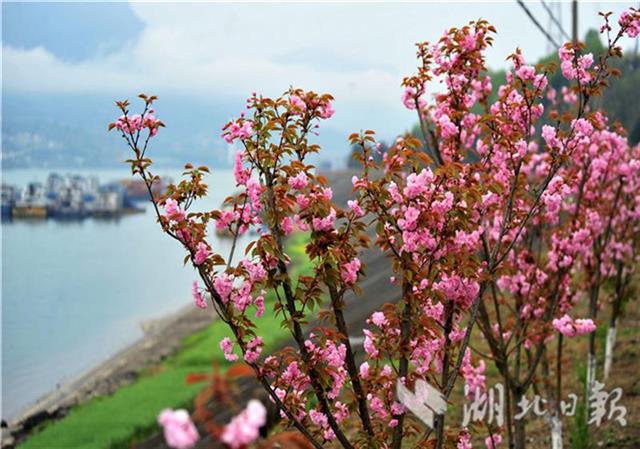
[2,304,216,446]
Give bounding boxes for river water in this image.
[1,168,240,420]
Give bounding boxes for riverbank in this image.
[5,230,314,449]
[2,304,216,447]
[2,169,242,424]
[2,173,359,448]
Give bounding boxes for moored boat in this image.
[13,183,48,220]
[2,184,17,220]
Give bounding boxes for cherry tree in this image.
[110,8,640,449]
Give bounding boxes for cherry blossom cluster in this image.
[110,95,164,139]
[618,7,640,37]
[222,118,254,144]
[158,409,199,449]
[552,314,597,337]
[401,20,495,164]
[558,45,594,82]
[114,110,163,137]
[220,399,267,449]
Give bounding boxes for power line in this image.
[571,0,578,44]
[516,0,562,49]
[545,1,554,53]
[540,0,571,41]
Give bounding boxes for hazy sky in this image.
[2,1,636,150]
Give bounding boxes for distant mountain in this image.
[2,93,353,170]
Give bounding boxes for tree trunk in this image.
[586,350,597,394]
[514,416,526,449]
[603,320,617,380]
[605,263,625,381]
[546,413,563,449]
[586,281,599,396]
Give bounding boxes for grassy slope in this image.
[19,233,312,449]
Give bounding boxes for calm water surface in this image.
[1,168,242,420]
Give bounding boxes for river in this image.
[1,168,241,420]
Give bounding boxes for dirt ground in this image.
[441,295,640,449]
[526,302,640,448]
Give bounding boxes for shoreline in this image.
[2,303,216,446]
[1,171,357,447]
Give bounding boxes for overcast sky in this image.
[2,1,636,149]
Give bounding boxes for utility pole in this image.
[635,2,639,67]
[572,0,578,43]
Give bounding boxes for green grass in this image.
[19,233,312,449]
[20,313,284,449]
[288,231,314,276]
[570,363,589,449]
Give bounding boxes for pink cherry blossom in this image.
[438,114,459,139]
[319,101,335,119]
[143,111,162,137]
[193,242,210,265]
[619,8,640,37]
[485,434,502,449]
[312,208,336,232]
[244,336,264,363]
[241,259,267,283]
[402,86,426,110]
[457,429,473,449]
[552,314,596,337]
[219,337,238,362]
[222,120,254,144]
[296,194,311,210]
[558,47,593,82]
[368,395,388,419]
[230,281,254,312]
[289,95,307,113]
[403,169,433,198]
[363,329,379,358]
[370,311,388,327]
[233,150,250,185]
[515,65,535,82]
[432,273,479,309]
[157,409,199,449]
[164,199,185,222]
[341,258,361,285]
[254,290,265,317]
[347,200,364,217]
[213,273,234,303]
[288,171,309,190]
[215,209,237,230]
[220,400,267,449]
[281,216,294,235]
[115,114,143,134]
[192,281,207,309]
[461,349,486,398]
[359,361,370,378]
